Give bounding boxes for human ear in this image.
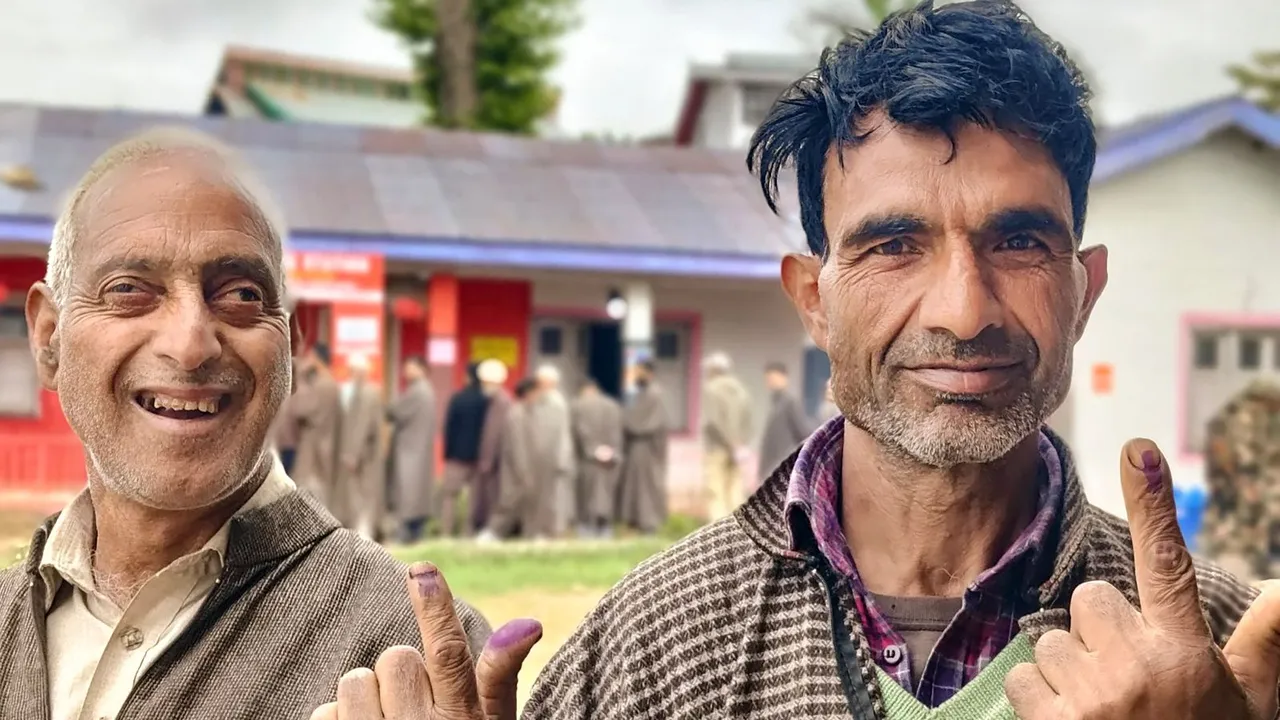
[25,282,60,391]
[780,253,831,351]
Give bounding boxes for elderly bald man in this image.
[0,127,493,719]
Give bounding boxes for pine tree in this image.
[1229,52,1280,112]
[373,0,579,134]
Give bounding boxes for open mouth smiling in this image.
[134,391,233,421]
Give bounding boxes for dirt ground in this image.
[469,588,609,711]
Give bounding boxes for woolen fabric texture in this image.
[522,429,1257,719]
[0,490,492,719]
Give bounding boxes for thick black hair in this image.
[748,0,1095,257]
[764,361,789,375]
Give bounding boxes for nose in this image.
[916,241,1003,341]
[152,288,222,371]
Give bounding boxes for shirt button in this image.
[882,645,903,665]
[120,627,144,650]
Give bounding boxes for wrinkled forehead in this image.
[822,119,1073,242]
[73,153,284,287]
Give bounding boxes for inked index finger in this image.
[406,562,480,717]
[1118,439,1208,638]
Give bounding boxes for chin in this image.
[91,448,266,511]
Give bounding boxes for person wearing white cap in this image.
[336,352,385,540]
[701,351,754,521]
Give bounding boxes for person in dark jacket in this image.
[757,361,814,484]
[438,361,492,536]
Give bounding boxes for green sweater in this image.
[877,633,1033,720]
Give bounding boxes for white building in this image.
[1062,97,1280,516]
[672,53,817,150]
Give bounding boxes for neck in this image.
[87,464,267,605]
[840,423,1042,597]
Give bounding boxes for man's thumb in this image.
[476,619,542,720]
[1223,580,1280,717]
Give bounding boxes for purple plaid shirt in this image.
[784,416,1064,707]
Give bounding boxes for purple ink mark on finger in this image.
[1141,449,1163,493]
[409,562,440,597]
[488,618,542,650]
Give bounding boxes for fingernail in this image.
[1127,443,1164,493]
[487,618,542,649]
[409,562,440,597]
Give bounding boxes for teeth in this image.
[140,393,221,414]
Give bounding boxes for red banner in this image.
[284,251,385,384]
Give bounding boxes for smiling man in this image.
[0,127,491,720]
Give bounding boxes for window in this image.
[0,308,38,417]
[538,326,563,356]
[1240,335,1263,370]
[655,330,680,360]
[1193,333,1219,369]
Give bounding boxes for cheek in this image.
[822,271,898,366]
[1004,277,1080,360]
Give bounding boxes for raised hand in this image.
[310,562,542,720]
[1004,439,1280,720]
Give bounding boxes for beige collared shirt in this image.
[39,454,296,720]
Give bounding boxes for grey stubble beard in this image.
[836,349,1072,470]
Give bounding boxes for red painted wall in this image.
[397,314,427,390]
[454,278,531,391]
[0,256,85,492]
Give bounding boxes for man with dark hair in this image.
[328,2,1280,718]
[291,342,341,509]
[571,377,625,537]
[386,355,436,543]
[439,361,492,537]
[616,359,670,534]
[758,361,812,484]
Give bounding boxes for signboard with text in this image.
[284,250,385,384]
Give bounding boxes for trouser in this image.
[704,447,743,522]
[438,462,477,537]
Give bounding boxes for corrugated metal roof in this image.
[1093,96,1280,183]
[0,104,805,263]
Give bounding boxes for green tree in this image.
[1229,52,1280,112]
[373,0,579,134]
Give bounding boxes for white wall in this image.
[1068,131,1280,516]
[692,81,741,151]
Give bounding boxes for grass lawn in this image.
[387,535,675,598]
[388,524,692,710]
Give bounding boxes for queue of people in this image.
[273,348,675,543]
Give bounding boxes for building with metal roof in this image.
[2,95,1280,520]
[204,45,422,128]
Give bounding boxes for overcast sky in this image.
[0,0,1274,138]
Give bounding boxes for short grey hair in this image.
[46,126,290,308]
